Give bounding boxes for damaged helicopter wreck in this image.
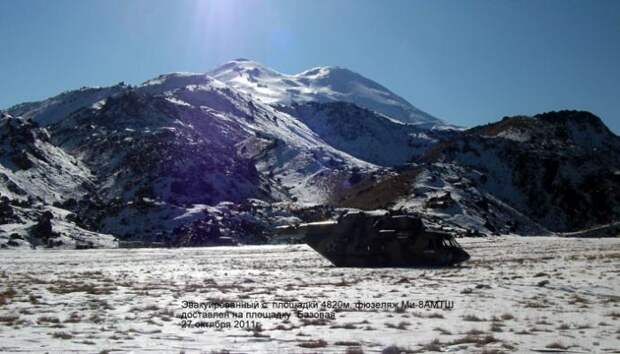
[275,210,471,267]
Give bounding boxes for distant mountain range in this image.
[1,59,618,249]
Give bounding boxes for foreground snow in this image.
[0,236,618,353]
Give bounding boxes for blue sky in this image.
[1,0,619,132]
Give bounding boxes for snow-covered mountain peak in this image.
[209,59,287,83]
[209,60,446,128]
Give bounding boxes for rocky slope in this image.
[432,111,620,232]
[2,68,384,247]
[333,111,620,235]
[0,112,115,248]
[276,101,458,166]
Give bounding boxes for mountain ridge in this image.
[332,110,620,235]
[1,60,618,249]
